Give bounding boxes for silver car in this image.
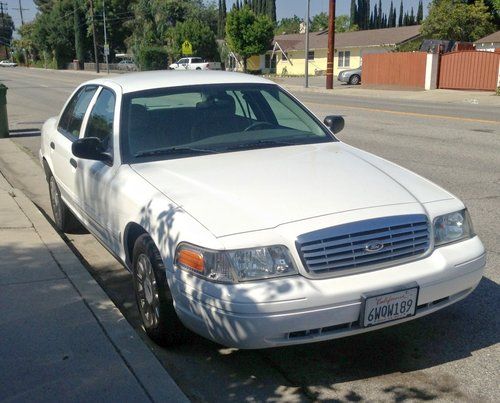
[338,67,361,85]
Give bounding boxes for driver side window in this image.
[85,88,116,155]
[58,86,97,139]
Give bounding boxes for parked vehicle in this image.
[169,57,221,70]
[338,67,362,85]
[117,59,137,71]
[40,71,485,349]
[0,60,17,67]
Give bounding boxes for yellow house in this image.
[235,25,421,76]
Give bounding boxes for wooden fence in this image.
[362,52,428,89]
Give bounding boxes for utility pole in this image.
[89,0,100,73]
[103,0,109,74]
[13,0,28,25]
[326,0,336,90]
[304,0,310,88]
[0,2,9,59]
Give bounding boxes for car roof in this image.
[87,70,276,94]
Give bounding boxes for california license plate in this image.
[361,285,419,327]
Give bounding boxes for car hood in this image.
[131,142,453,237]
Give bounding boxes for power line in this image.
[13,0,29,25]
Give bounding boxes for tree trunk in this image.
[243,57,247,73]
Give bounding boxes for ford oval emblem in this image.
[365,241,384,253]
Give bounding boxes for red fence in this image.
[438,51,500,91]
[362,52,428,89]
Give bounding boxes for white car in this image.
[0,60,17,67]
[169,57,222,70]
[40,71,485,349]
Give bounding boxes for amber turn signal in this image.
[177,249,205,272]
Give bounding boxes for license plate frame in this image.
[360,283,419,328]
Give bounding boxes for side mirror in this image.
[324,115,345,134]
[72,137,111,163]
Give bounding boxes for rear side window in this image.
[85,88,116,154]
[58,86,97,139]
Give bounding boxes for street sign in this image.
[104,44,110,56]
[182,40,193,56]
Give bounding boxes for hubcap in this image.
[135,253,160,328]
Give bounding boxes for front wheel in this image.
[132,234,186,345]
[48,175,80,232]
[349,74,361,85]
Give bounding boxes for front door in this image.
[76,87,120,250]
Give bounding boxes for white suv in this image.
[40,71,485,349]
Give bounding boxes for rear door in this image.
[51,85,97,212]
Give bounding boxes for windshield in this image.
[121,83,335,162]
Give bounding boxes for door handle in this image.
[50,142,55,150]
[69,158,77,168]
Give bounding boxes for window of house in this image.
[265,54,277,69]
[338,51,351,68]
[307,51,314,60]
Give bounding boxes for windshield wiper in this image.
[134,146,218,158]
[223,139,298,151]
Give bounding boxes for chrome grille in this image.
[297,215,430,276]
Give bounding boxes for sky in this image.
[6,0,431,31]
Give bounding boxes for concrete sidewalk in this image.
[0,173,188,402]
[270,76,500,107]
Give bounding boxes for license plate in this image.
[361,286,419,327]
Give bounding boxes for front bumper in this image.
[337,74,349,83]
[171,236,485,349]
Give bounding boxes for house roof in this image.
[475,31,500,44]
[274,25,422,51]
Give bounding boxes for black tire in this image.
[132,234,186,345]
[349,74,361,85]
[195,67,201,70]
[48,175,80,232]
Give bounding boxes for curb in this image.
[4,177,189,402]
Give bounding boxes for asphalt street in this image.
[1,67,499,402]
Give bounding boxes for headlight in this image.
[175,244,298,283]
[433,209,474,247]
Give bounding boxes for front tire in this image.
[132,234,186,345]
[48,175,80,232]
[349,74,361,85]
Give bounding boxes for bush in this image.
[496,86,500,96]
[135,46,169,71]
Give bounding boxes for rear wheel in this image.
[349,74,361,85]
[132,234,186,345]
[48,175,80,232]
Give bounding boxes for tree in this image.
[350,0,357,27]
[465,0,500,27]
[311,12,328,31]
[417,0,424,24]
[266,0,276,23]
[0,12,15,55]
[226,6,274,72]
[168,18,218,61]
[275,15,301,34]
[399,0,403,26]
[218,0,227,38]
[336,14,358,32]
[421,0,495,42]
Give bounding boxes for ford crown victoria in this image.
[39,71,485,348]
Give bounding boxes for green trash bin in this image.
[0,84,8,138]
